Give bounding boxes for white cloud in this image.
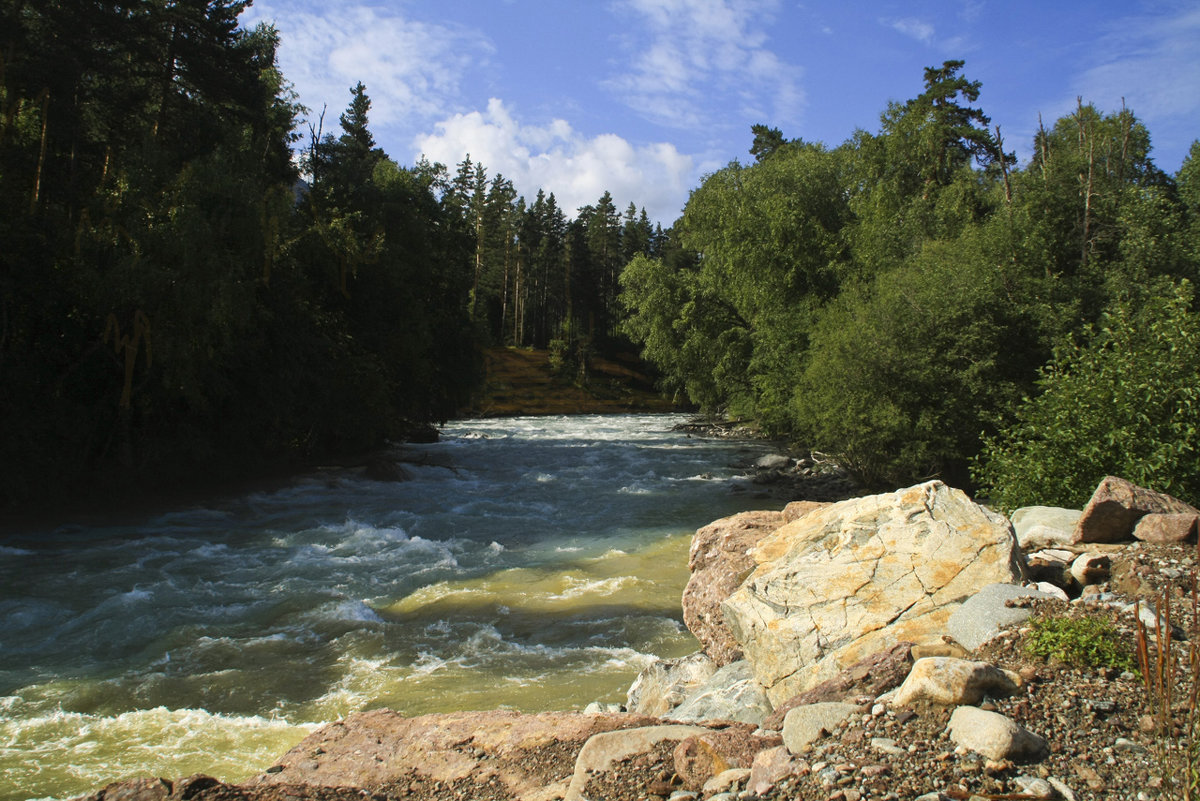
[889,17,935,45]
[606,0,805,132]
[413,99,696,224]
[240,2,491,131]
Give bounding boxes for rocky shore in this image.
[75,475,1200,801]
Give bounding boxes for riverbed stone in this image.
[947,582,1058,652]
[781,702,858,753]
[672,726,781,791]
[1133,512,1200,544]
[250,708,661,799]
[893,657,1021,707]
[669,659,772,725]
[564,724,711,801]
[947,706,1048,762]
[1072,476,1199,544]
[1011,506,1081,550]
[626,651,718,717]
[682,509,786,666]
[722,481,1025,704]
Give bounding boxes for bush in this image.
[974,279,1200,512]
[1025,614,1137,672]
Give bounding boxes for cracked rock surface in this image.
[721,481,1026,705]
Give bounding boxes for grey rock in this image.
[626,651,718,717]
[564,724,710,801]
[947,583,1058,652]
[1011,507,1081,550]
[1013,775,1056,798]
[755,454,792,470]
[781,702,858,753]
[670,660,772,726]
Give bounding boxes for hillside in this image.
[462,347,683,417]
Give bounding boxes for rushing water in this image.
[0,414,781,801]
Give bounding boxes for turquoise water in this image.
[0,414,779,800]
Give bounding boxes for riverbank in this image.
[72,477,1200,801]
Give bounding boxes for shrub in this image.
[1024,614,1136,672]
[974,279,1200,512]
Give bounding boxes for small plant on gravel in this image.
[1137,580,1200,800]
[1024,614,1137,672]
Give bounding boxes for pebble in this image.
[1013,775,1055,798]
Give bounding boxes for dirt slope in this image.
[462,347,683,417]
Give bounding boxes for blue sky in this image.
[240,0,1200,226]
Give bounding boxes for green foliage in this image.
[974,280,1200,511]
[795,229,1034,487]
[1024,615,1137,672]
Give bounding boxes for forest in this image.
[3,3,1199,516]
[621,63,1200,511]
[0,2,667,513]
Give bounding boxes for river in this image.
[0,414,782,801]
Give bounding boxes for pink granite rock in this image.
[1073,476,1199,544]
[682,509,786,665]
[1133,512,1200,544]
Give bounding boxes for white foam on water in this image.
[0,705,314,801]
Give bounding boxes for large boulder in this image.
[248,708,660,799]
[722,481,1025,705]
[682,509,787,665]
[1072,476,1199,544]
[1010,506,1080,550]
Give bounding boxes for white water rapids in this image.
[0,414,782,800]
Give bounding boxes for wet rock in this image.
[682,510,785,666]
[1072,476,1199,544]
[894,657,1022,707]
[723,482,1025,704]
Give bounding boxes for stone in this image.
[762,643,914,729]
[1069,552,1111,586]
[781,702,858,753]
[755,454,792,470]
[683,510,786,666]
[627,651,718,717]
[250,708,661,799]
[783,500,829,523]
[78,777,174,801]
[723,482,1025,705]
[1033,582,1070,602]
[669,659,773,726]
[947,583,1057,652]
[947,706,1048,762]
[1133,512,1200,544]
[1013,775,1056,798]
[748,746,808,795]
[702,767,751,795]
[870,737,906,756]
[893,657,1021,707]
[1011,506,1081,550]
[672,725,780,791]
[1073,476,1199,544]
[564,724,711,801]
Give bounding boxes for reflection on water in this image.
[0,414,777,801]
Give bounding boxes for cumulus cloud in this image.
[414,99,696,224]
[241,1,491,130]
[606,0,805,132]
